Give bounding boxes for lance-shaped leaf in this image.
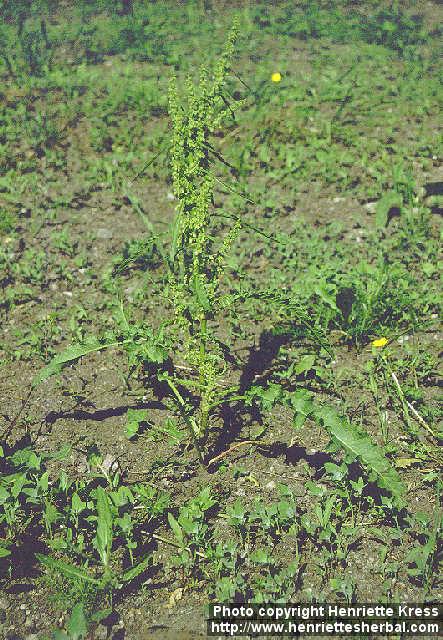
[36,553,100,584]
[66,602,88,640]
[120,554,152,584]
[314,405,405,503]
[95,487,113,568]
[167,512,184,547]
[32,339,131,388]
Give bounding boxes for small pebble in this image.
[97,227,113,239]
[94,625,108,640]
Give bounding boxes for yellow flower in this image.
[271,72,282,83]
[372,337,388,348]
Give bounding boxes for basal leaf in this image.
[32,339,131,388]
[66,602,88,640]
[167,512,184,546]
[294,354,316,375]
[95,487,113,568]
[315,405,405,503]
[36,553,99,584]
[121,554,152,583]
[375,191,402,228]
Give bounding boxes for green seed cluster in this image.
[168,19,239,319]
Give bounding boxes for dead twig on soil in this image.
[206,439,272,467]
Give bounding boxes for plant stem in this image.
[164,376,205,465]
[198,316,209,441]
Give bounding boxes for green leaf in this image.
[32,339,131,388]
[250,548,272,564]
[324,462,346,481]
[66,603,88,640]
[48,444,72,461]
[0,486,9,505]
[290,390,315,429]
[90,608,113,623]
[0,547,11,558]
[305,481,326,497]
[375,191,402,228]
[125,409,148,439]
[294,354,316,375]
[167,512,184,546]
[121,554,152,583]
[315,405,405,503]
[314,283,338,311]
[192,272,211,311]
[36,553,100,585]
[71,492,86,515]
[95,487,113,568]
[143,340,168,364]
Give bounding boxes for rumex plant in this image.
[33,21,243,463]
[161,20,241,457]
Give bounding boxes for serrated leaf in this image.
[143,340,168,364]
[66,603,88,640]
[315,405,405,503]
[36,553,99,584]
[32,339,131,388]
